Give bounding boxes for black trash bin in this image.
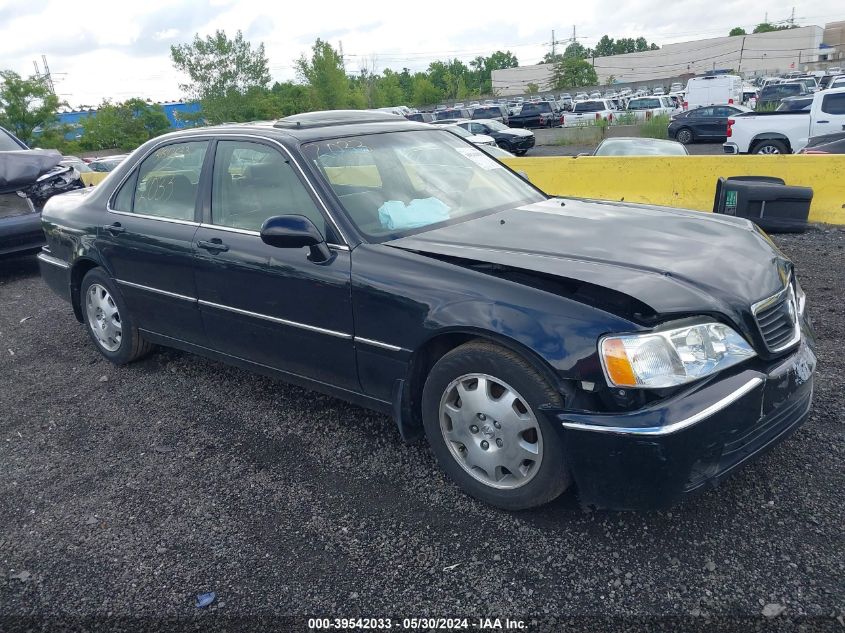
[713,176,812,233]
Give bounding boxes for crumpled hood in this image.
[387,198,791,319]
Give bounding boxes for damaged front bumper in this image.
[546,334,816,510]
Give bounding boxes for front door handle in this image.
[102,222,125,235]
[197,239,229,253]
[816,120,829,124]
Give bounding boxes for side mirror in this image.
[260,214,332,263]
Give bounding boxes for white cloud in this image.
[0,0,841,106]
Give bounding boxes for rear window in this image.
[471,107,503,119]
[573,101,606,113]
[628,98,660,110]
[433,109,463,120]
[520,103,552,115]
[762,84,802,99]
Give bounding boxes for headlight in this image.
[599,320,756,389]
[794,277,806,316]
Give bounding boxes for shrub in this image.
[641,114,670,139]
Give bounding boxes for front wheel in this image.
[675,127,694,144]
[421,341,571,510]
[81,268,153,365]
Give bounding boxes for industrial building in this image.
[492,23,840,95]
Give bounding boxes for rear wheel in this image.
[421,341,571,510]
[675,127,694,144]
[753,139,788,155]
[81,268,153,365]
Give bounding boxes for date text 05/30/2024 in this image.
[307,617,527,630]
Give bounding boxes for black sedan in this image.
[456,119,535,155]
[38,110,816,511]
[799,131,845,154]
[668,105,752,144]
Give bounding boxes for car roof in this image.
[151,111,430,145]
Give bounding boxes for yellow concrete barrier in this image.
[80,172,108,187]
[503,155,845,225]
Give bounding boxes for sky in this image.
[0,0,842,108]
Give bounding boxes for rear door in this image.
[99,139,209,344]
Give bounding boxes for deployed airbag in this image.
[378,197,450,230]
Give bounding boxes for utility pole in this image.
[551,30,555,59]
[41,55,55,94]
[738,35,746,74]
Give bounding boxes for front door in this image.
[192,138,357,390]
[811,92,845,137]
[99,140,209,344]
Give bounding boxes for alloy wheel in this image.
[85,283,122,352]
[438,373,543,490]
[758,145,781,154]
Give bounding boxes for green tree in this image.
[526,82,540,95]
[0,71,62,146]
[753,22,796,33]
[563,42,587,59]
[485,51,518,71]
[410,74,442,106]
[552,58,598,89]
[593,35,615,58]
[296,39,352,110]
[729,27,748,36]
[170,30,271,123]
[78,99,171,151]
[270,81,313,116]
[541,52,564,64]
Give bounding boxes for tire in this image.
[421,340,571,510]
[80,268,153,365]
[675,127,694,145]
[514,150,528,156]
[753,139,788,155]
[496,140,513,153]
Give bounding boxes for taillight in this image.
[728,98,734,104]
[727,118,734,137]
[608,113,613,121]
[596,113,600,121]
[683,101,688,110]
[560,115,564,125]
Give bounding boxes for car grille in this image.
[752,283,800,353]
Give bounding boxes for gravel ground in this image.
[1,229,843,633]
[529,142,724,156]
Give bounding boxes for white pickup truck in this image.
[563,99,617,127]
[724,87,845,154]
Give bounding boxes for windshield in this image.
[573,101,606,113]
[303,130,544,242]
[483,120,508,131]
[0,129,24,151]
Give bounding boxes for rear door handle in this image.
[816,120,829,124]
[102,222,125,235]
[197,239,229,253]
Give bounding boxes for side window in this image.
[131,141,207,220]
[821,93,845,115]
[211,140,329,237]
[112,170,138,212]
